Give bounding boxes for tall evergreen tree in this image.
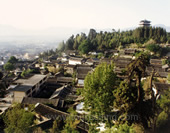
[65,35,74,50]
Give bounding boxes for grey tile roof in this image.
[34,103,68,120]
[12,85,32,92]
[50,85,72,99]
[77,67,92,79]
[154,82,170,94]
[34,103,89,132]
[14,74,47,86]
[22,97,64,107]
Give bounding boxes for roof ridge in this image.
[35,103,69,115]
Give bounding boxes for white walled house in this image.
[61,56,69,62]
[69,57,84,65]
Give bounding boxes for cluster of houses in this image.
[0,48,170,132]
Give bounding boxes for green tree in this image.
[127,54,149,103]
[103,123,139,133]
[54,27,168,53]
[58,41,65,52]
[133,27,166,44]
[167,73,170,83]
[50,120,59,133]
[8,56,18,64]
[48,49,56,56]
[0,72,6,97]
[82,63,117,116]
[0,71,3,80]
[114,54,154,128]
[3,104,35,133]
[114,80,137,114]
[146,44,161,54]
[49,116,63,133]
[4,62,14,71]
[62,108,79,133]
[0,81,6,97]
[88,29,97,40]
[73,34,81,50]
[88,124,99,133]
[21,69,34,77]
[156,111,168,129]
[65,35,74,50]
[127,54,154,128]
[156,88,170,115]
[156,88,170,131]
[78,39,92,54]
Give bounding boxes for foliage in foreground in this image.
[103,123,144,133]
[156,88,170,131]
[62,108,80,133]
[3,103,35,133]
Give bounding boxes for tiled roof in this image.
[34,103,89,132]
[22,97,64,108]
[69,57,83,61]
[34,103,68,120]
[77,67,92,79]
[57,77,73,83]
[150,59,162,65]
[14,74,47,86]
[50,85,72,99]
[154,82,170,94]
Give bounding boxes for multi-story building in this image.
[12,74,48,102]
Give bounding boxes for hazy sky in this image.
[0,0,170,30]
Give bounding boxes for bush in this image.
[146,44,161,54]
[3,103,35,133]
[168,74,170,83]
[21,69,34,77]
[4,63,14,71]
[8,56,18,64]
[156,111,168,128]
[103,123,137,133]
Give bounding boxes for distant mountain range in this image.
[0,24,169,43]
[0,25,85,42]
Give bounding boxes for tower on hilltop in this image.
[139,19,151,27]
